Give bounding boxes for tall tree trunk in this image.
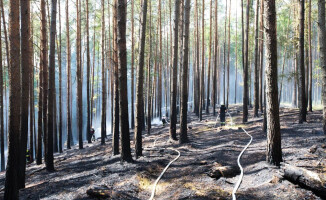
[298,0,306,123]
[41,0,48,165]
[135,0,148,159]
[213,0,218,116]
[254,0,260,117]
[308,0,312,112]
[223,0,227,106]
[243,0,249,123]
[47,0,57,172]
[66,0,72,149]
[158,0,162,119]
[265,0,282,166]
[318,0,326,134]
[170,0,180,140]
[194,0,200,116]
[259,0,264,113]
[0,0,6,171]
[226,0,231,108]
[58,0,63,153]
[18,0,31,188]
[36,47,43,164]
[117,0,132,162]
[131,0,135,129]
[0,0,4,171]
[29,31,35,161]
[91,18,96,128]
[112,0,119,155]
[101,0,106,145]
[147,0,152,135]
[199,0,205,121]
[86,0,91,143]
[76,0,83,149]
[235,2,238,104]
[206,0,212,114]
[4,0,20,197]
[180,0,190,144]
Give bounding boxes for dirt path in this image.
[0,106,325,200]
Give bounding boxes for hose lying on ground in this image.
[227,112,253,200]
[144,133,181,200]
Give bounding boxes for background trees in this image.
[1,0,326,197]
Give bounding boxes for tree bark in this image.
[170,0,180,140]
[199,0,205,121]
[4,0,20,197]
[180,0,191,144]
[243,0,249,123]
[147,0,152,135]
[112,0,119,155]
[254,0,259,117]
[117,0,132,162]
[308,0,312,112]
[46,0,57,172]
[76,0,83,149]
[206,0,212,114]
[298,0,306,123]
[41,0,48,165]
[135,0,148,158]
[86,0,91,143]
[66,0,72,149]
[318,0,326,134]
[259,0,264,113]
[264,0,282,166]
[58,0,63,153]
[226,0,231,108]
[131,0,135,129]
[101,0,106,145]
[213,0,218,115]
[18,0,31,188]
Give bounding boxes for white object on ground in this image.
[227,112,253,200]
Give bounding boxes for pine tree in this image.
[212,0,218,115]
[206,0,212,114]
[86,0,91,143]
[243,0,250,123]
[135,0,148,158]
[170,0,180,140]
[112,0,119,155]
[254,0,260,117]
[76,0,83,149]
[58,0,63,153]
[298,0,306,123]
[101,0,106,145]
[180,0,191,144]
[318,0,326,134]
[66,0,72,149]
[47,0,57,172]
[0,0,5,171]
[18,0,31,188]
[4,0,21,198]
[265,0,282,166]
[199,0,204,121]
[117,0,132,162]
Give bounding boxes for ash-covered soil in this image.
[0,106,325,200]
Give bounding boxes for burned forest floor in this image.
[0,105,325,200]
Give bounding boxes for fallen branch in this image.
[281,164,326,198]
